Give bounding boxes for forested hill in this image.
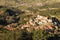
[0,0,60,40]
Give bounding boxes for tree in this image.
[17,28,33,40]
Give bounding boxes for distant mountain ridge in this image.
[0,0,60,8]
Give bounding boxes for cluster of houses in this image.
[21,15,60,32]
[21,15,53,30]
[4,15,60,32]
[4,23,20,30]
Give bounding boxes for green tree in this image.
[17,28,33,40]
